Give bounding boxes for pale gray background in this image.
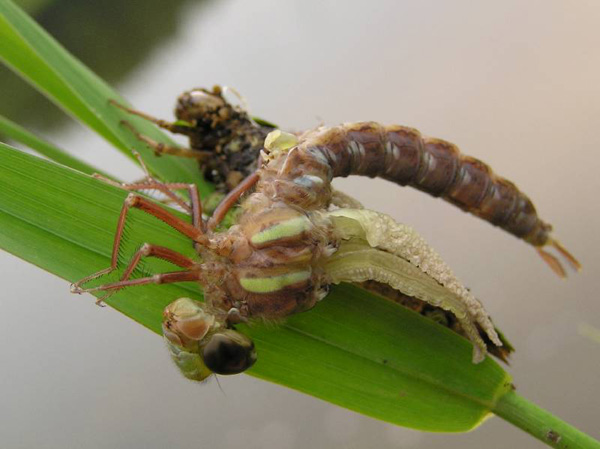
[1,1,599,448]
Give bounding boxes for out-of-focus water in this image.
[1,1,599,448]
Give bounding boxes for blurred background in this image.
[1,1,599,448]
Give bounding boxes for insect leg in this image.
[77,244,195,303]
[110,99,183,133]
[207,172,260,230]
[94,178,204,253]
[93,178,193,213]
[71,193,205,293]
[120,120,211,160]
[119,244,195,280]
[129,150,202,220]
[93,151,200,215]
[119,193,205,242]
[79,270,201,295]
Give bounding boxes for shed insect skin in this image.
[112,85,273,192]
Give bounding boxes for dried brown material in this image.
[114,86,273,192]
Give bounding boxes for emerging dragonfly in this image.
[72,87,580,380]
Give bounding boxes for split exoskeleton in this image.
[72,87,580,380]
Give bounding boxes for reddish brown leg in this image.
[94,150,203,229]
[118,244,195,282]
[73,243,196,303]
[94,177,192,214]
[207,172,260,230]
[71,193,205,293]
[127,194,206,242]
[84,270,202,294]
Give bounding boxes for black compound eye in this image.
[202,330,257,375]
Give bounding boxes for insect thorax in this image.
[207,194,335,319]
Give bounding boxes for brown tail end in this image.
[536,238,581,278]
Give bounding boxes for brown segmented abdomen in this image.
[304,122,551,246]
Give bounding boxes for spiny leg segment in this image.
[111,99,211,160]
[119,244,195,281]
[71,173,207,300]
[77,244,198,304]
[119,120,211,160]
[110,99,183,133]
[72,160,261,303]
[83,270,202,298]
[94,150,202,219]
[207,172,260,230]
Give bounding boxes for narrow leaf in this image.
[0,0,210,194]
[0,113,108,176]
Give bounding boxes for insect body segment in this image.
[260,123,579,277]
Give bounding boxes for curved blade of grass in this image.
[0,142,512,432]
[0,113,109,177]
[494,391,600,449]
[0,0,210,194]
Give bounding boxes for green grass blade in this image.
[0,0,210,193]
[0,141,512,432]
[0,113,109,176]
[493,391,600,449]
